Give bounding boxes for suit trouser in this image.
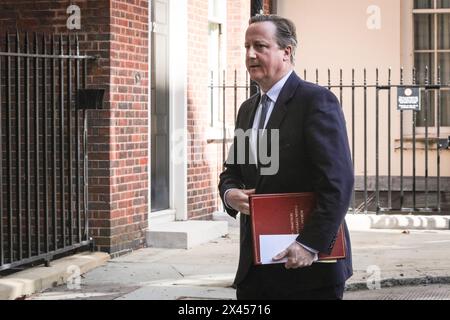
[236,265,345,300]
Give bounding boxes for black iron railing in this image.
[0,32,96,272]
[210,68,450,215]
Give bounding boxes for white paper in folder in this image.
[259,234,297,265]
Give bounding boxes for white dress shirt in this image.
[250,70,293,163]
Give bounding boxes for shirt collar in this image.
[260,70,294,103]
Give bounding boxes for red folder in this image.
[249,192,346,265]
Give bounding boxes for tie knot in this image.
[261,94,270,106]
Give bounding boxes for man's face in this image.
[245,21,291,91]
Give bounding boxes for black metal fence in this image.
[210,68,450,215]
[0,32,95,272]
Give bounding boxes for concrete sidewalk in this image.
[20,214,450,300]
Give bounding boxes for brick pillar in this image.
[105,0,149,254]
[187,0,212,220]
[0,0,149,254]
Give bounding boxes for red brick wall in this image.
[187,0,211,220]
[0,0,149,254]
[107,0,149,253]
[0,0,258,249]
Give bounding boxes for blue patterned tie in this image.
[257,94,271,166]
[258,94,271,131]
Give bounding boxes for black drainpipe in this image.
[251,0,264,16]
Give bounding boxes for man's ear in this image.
[283,46,292,62]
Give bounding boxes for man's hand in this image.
[225,189,256,215]
[272,242,316,269]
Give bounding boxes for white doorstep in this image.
[146,220,228,249]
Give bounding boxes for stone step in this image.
[146,220,228,249]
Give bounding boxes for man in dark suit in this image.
[218,15,354,300]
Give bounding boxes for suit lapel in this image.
[239,94,260,180]
[245,94,261,131]
[265,72,300,132]
[255,72,301,190]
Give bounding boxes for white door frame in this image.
[148,0,188,222]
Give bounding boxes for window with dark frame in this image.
[413,0,450,128]
[208,0,226,127]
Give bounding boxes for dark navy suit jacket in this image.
[219,72,354,290]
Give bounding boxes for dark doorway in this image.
[151,0,170,212]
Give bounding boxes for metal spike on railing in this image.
[400,67,404,85]
[328,68,331,89]
[339,68,343,107]
[438,65,441,85]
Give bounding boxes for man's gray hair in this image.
[249,14,298,65]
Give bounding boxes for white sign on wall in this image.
[67,5,81,30]
[398,87,421,111]
[367,5,381,30]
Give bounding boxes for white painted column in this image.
[169,0,188,221]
